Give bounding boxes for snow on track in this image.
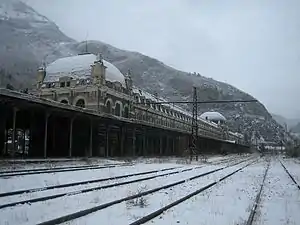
[139,160,267,225]
[281,158,300,187]
[0,158,120,171]
[0,164,226,225]
[65,160,257,225]
[253,159,300,225]
[0,166,189,206]
[0,163,180,193]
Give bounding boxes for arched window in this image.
[75,99,85,108]
[106,101,112,114]
[135,96,139,103]
[124,106,129,118]
[61,99,68,104]
[115,103,121,116]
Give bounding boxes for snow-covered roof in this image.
[132,87,218,128]
[200,111,226,121]
[44,54,126,87]
[228,131,244,138]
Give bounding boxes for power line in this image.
[135,99,258,105]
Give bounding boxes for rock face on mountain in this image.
[0,0,75,88]
[0,0,289,143]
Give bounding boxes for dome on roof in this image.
[43,54,126,86]
[200,111,226,122]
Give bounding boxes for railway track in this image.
[0,156,254,198]
[0,155,240,178]
[209,155,245,166]
[245,159,270,225]
[34,157,257,225]
[279,160,300,190]
[0,163,134,178]
[0,162,133,178]
[0,160,247,209]
[0,166,181,198]
[128,159,259,225]
[0,163,111,174]
[0,166,191,209]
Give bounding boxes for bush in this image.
[126,185,149,209]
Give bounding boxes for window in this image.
[60,82,65,87]
[124,106,129,118]
[106,101,112,113]
[66,81,70,87]
[75,99,85,108]
[115,103,121,116]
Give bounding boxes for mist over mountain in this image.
[290,123,300,134]
[271,113,300,130]
[0,0,290,143]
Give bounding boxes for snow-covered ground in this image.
[253,158,300,225]
[0,158,123,171]
[0,154,240,171]
[144,160,267,225]
[64,159,254,225]
[0,163,180,193]
[282,158,300,185]
[0,164,225,225]
[0,166,190,206]
[0,155,299,225]
[0,154,245,193]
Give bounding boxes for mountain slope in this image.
[0,0,76,87]
[0,0,289,143]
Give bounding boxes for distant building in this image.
[200,111,226,125]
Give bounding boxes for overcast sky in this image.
[25,0,300,119]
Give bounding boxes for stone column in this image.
[0,110,6,157]
[89,119,93,157]
[120,126,125,156]
[69,117,74,157]
[166,135,170,155]
[105,124,110,157]
[142,128,147,156]
[29,112,34,157]
[172,136,176,155]
[11,107,18,157]
[132,127,136,157]
[43,112,50,158]
[22,127,26,156]
[160,134,163,155]
[147,136,152,156]
[52,118,56,154]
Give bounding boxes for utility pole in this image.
[191,86,198,161]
